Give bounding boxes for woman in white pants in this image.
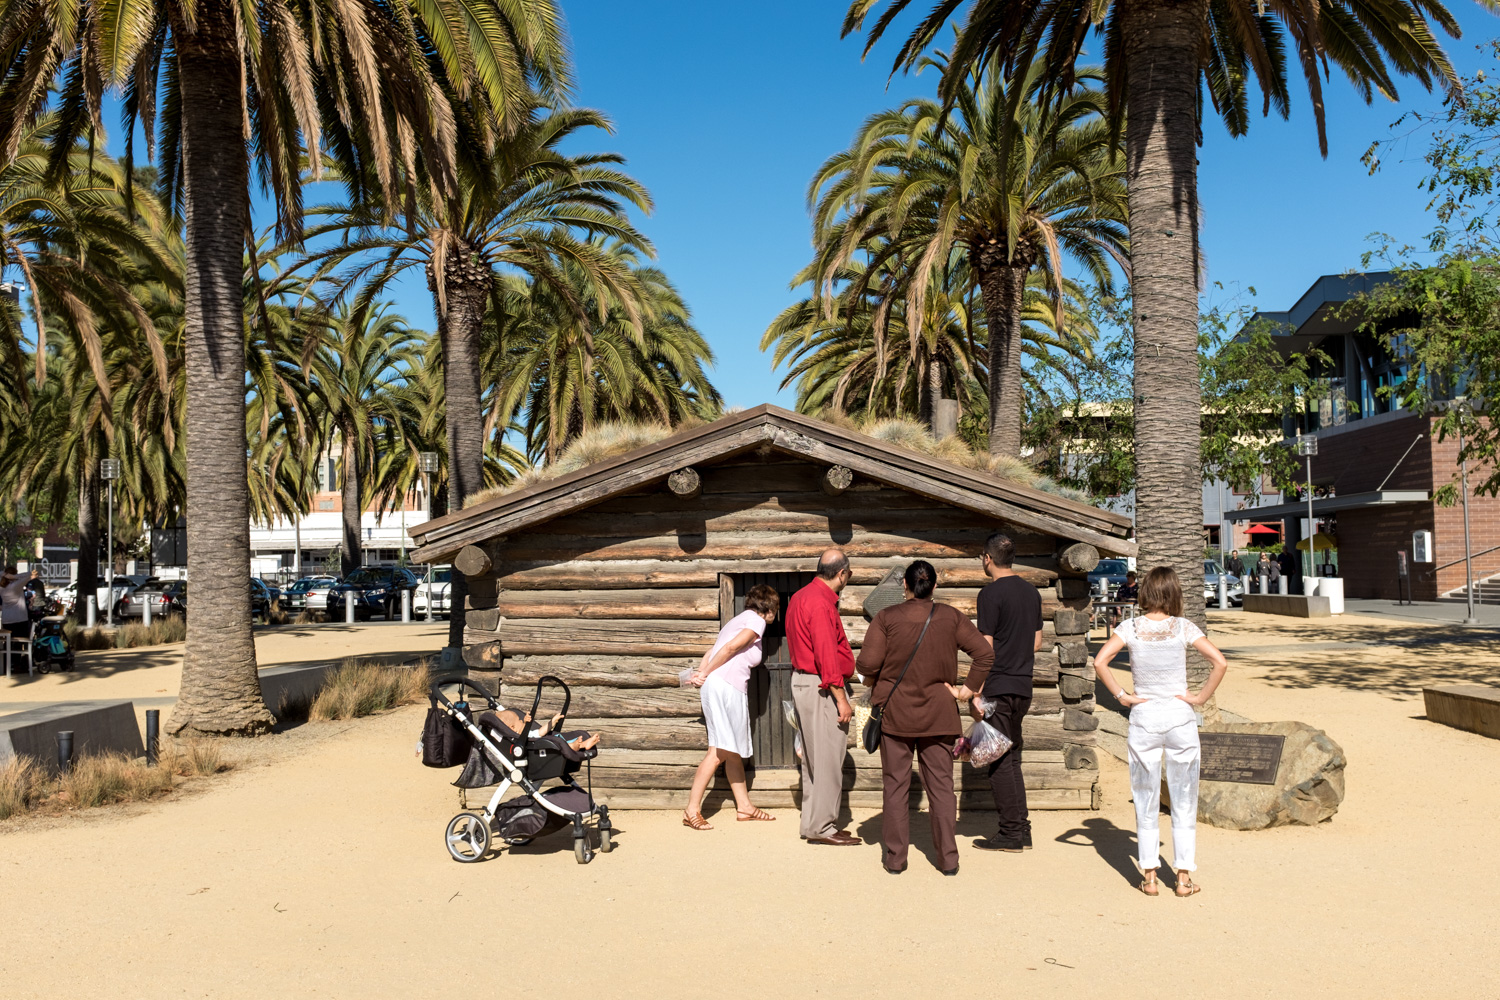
[1094,567,1227,897]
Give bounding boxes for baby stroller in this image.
[425,674,612,865]
[30,616,74,673]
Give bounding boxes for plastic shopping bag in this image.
[966,718,1013,768]
[678,667,697,688]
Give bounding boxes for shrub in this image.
[56,752,174,808]
[159,740,231,777]
[293,610,322,625]
[310,660,429,721]
[114,616,187,649]
[62,622,116,651]
[0,756,47,820]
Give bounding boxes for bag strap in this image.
[876,604,937,711]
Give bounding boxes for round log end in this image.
[667,467,702,497]
[821,465,854,495]
[1057,542,1101,576]
[453,544,493,578]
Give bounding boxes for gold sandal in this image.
[682,812,712,831]
[736,807,776,822]
[1175,877,1201,897]
[1139,877,1160,897]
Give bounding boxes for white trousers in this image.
[1127,722,1200,872]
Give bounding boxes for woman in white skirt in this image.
[682,585,780,830]
[1094,567,1228,897]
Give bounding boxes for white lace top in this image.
[1115,615,1204,734]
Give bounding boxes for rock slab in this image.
[1194,720,1346,830]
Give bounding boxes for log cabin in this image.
[410,405,1134,813]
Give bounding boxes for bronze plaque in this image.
[1199,732,1285,784]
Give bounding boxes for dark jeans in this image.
[984,692,1031,841]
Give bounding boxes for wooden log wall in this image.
[461,454,1099,811]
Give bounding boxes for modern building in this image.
[1225,272,1500,601]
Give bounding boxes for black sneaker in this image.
[1022,833,1033,851]
[973,836,1025,853]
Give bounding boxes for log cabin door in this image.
[722,572,814,769]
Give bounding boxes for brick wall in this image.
[1311,413,1500,600]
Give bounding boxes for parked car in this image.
[413,567,453,618]
[249,578,283,621]
[1204,560,1244,607]
[1087,558,1131,599]
[118,580,187,620]
[328,566,421,621]
[283,576,337,610]
[49,578,136,617]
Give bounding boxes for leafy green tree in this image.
[846,0,1477,626]
[805,52,1126,455]
[0,0,567,734]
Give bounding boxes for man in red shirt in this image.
[785,548,859,846]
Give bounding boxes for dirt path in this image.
[1,614,1497,999]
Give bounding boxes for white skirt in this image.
[701,677,753,758]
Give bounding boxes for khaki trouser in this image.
[791,673,848,839]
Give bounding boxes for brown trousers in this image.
[879,732,958,871]
[791,673,848,839]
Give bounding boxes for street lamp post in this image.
[420,452,439,623]
[100,459,121,627]
[1456,402,1478,625]
[1296,435,1318,588]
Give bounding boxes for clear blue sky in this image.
[293,3,1500,408]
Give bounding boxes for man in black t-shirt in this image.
[968,531,1043,852]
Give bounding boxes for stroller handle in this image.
[528,675,571,723]
[430,673,499,711]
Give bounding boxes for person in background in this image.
[1228,549,1243,575]
[962,532,1043,853]
[857,560,993,875]
[1117,571,1140,603]
[0,565,37,635]
[1093,567,1228,897]
[682,584,781,830]
[785,549,860,847]
[1277,543,1301,595]
[1253,551,1280,592]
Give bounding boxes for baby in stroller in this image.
[488,706,601,754]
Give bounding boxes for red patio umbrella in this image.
[1244,523,1282,536]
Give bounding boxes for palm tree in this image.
[303,106,653,645]
[845,0,1476,627]
[806,53,1127,456]
[765,256,1093,425]
[305,302,423,578]
[486,247,721,463]
[0,0,567,734]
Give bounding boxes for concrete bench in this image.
[1424,684,1500,740]
[1242,594,1332,618]
[0,701,144,773]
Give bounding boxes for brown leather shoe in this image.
[807,832,862,846]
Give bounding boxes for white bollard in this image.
[143,593,152,626]
[1259,574,1269,596]
[401,589,411,623]
[1278,576,1289,596]
[1218,577,1228,609]
[86,595,96,628]
[345,593,356,624]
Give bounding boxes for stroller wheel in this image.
[445,812,492,863]
[598,828,612,854]
[573,836,594,865]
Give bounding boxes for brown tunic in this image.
[856,598,993,738]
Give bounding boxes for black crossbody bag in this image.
[861,604,936,754]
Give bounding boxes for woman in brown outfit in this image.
[856,560,993,875]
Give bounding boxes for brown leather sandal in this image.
[682,812,712,830]
[736,807,776,822]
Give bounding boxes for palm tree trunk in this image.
[974,256,1029,457]
[433,250,490,650]
[925,356,943,434]
[75,475,99,621]
[340,426,362,578]
[1119,0,1212,693]
[168,0,272,736]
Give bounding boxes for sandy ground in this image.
[0,621,449,731]
[1,613,1498,999]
